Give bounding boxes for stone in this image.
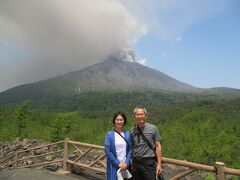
[26,160,33,165]
[44,164,58,171]
[46,155,53,161]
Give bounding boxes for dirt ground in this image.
[0,168,105,180]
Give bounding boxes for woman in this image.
[104,111,132,180]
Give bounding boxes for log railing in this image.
[66,138,106,174]
[15,140,64,169]
[1,138,240,180]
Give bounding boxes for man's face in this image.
[134,108,146,125]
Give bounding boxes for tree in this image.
[15,100,31,138]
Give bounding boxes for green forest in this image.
[0,96,240,171]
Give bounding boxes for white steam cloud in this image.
[0,0,144,92]
[117,48,135,62]
[0,0,231,92]
[120,0,229,41]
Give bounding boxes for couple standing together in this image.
[105,106,163,180]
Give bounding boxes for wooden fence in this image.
[0,140,65,171]
[1,138,240,180]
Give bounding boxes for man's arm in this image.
[155,141,163,175]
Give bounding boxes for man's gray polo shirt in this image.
[131,122,161,158]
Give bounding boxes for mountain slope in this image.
[0,58,240,109]
[0,58,200,105]
[58,58,197,91]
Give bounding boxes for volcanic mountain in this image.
[59,58,197,91]
[0,58,200,105]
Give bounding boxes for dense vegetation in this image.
[1,89,239,111]
[0,95,240,171]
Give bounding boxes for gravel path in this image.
[0,168,105,180]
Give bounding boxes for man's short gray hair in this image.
[133,106,147,115]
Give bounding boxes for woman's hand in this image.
[119,162,128,170]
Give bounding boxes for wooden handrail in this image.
[74,148,93,162]
[0,152,16,164]
[67,159,106,174]
[169,169,196,180]
[16,140,64,153]
[162,157,215,172]
[8,140,65,170]
[2,138,240,180]
[67,140,240,179]
[68,140,104,150]
[88,153,106,167]
[17,149,64,162]
[0,160,16,171]
[72,144,83,154]
[17,159,63,169]
[224,167,240,176]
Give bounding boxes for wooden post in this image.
[63,138,69,171]
[15,152,18,168]
[215,162,225,180]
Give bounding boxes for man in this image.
[131,106,163,180]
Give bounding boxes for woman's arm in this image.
[104,132,120,167]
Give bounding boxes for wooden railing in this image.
[64,138,106,174]
[162,158,240,180]
[1,138,240,180]
[0,140,64,171]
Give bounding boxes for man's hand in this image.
[156,164,163,175]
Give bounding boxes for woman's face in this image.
[115,115,125,129]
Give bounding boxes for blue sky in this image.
[0,0,239,92]
[132,0,240,89]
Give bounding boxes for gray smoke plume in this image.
[116,48,135,62]
[0,0,229,92]
[0,0,144,92]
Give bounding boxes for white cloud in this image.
[120,0,230,41]
[0,0,145,92]
[136,58,147,65]
[0,0,232,92]
[117,48,135,62]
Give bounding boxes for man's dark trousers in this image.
[132,157,156,180]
